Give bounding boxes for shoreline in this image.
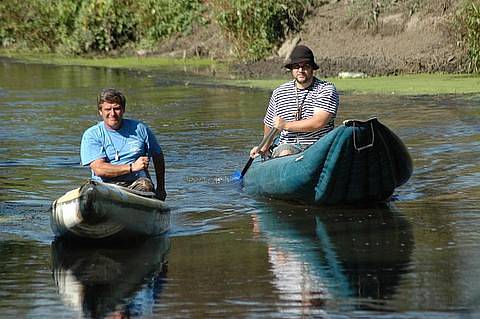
[1,53,479,95]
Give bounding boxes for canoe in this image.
[50,180,170,240]
[243,118,413,205]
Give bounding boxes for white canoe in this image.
[50,180,170,240]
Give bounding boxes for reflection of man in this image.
[80,88,166,200]
[250,45,339,158]
[251,215,331,314]
[268,245,329,308]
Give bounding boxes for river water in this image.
[0,59,479,318]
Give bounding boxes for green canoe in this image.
[243,118,413,205]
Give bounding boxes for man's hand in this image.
[249,145,271,158]
[250,146,260,158]
[131,156,149,172]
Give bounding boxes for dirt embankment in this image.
[155,0,467,78]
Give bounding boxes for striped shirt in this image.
[264,77,339,146]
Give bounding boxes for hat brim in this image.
[284,58,319,70]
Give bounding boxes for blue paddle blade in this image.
[231,171,242,181]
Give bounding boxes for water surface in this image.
[1,59,479,318]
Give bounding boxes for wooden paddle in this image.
[237,127,279,179]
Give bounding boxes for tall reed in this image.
[455,0,480,72]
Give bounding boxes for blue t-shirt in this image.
[80,119,162,182]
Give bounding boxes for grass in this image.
[2,51,479,95]
[227,74,480,95]
[0,51,217,68]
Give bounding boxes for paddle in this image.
[233,127,279,180]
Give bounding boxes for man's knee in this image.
[128,177,154,192]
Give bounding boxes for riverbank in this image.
[1,53,479,95]
[2,0,478,78]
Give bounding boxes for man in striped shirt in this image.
[250,45,339,158]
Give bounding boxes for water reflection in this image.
[51,236,169,318]
[254,202,414,313]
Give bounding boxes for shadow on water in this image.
[51,236,170,319]
[254,200,414,312]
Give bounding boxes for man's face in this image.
[99,101,124,130]
[291,62,314,85]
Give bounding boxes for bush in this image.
[134,0,205,48]
[208,0,317,61]
[0,0,205,54]
[0,0,78,51]
[68,0,138,53]
[455,0,480,72]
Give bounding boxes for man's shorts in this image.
[271,143,303,158]
[113,177,154,192]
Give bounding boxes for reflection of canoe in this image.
[244,118,413,205]
[51,236,169,318]
[256,202,413,304]
[50,180,170,240]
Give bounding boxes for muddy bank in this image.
[155,0,468,78]
[231,53,467,79]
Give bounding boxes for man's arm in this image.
[152,150,166,200]
[90,156,150,179]
[275,110,333,132]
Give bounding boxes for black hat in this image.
[284,45,319,70]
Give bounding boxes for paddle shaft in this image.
[240,127,279,177]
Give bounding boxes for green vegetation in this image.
[0,0,310,58]
[134,0,206,49]
[0,0,205,54]
[226,74,480,95]
[208,0,317,60]
[0,51,216,68]
[455,0,480,72]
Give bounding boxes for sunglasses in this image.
[291,63,313,70]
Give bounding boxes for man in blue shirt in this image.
[80,88,166,200]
